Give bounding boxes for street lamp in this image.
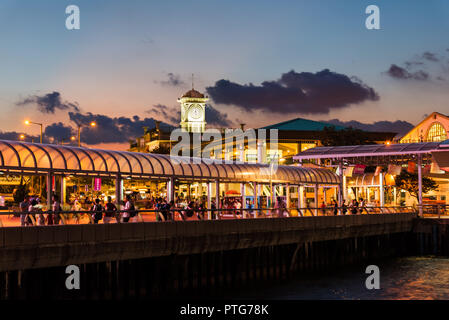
[24,120,43,143]
[76,121,97,147]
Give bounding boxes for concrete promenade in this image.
[0,213,414,272]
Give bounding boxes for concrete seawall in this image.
[0,214,414,272]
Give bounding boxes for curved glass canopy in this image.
[0,140,340,185]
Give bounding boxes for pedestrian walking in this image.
[91,198,103,224]
[19,195,30,226]
[50,195,62,225]
[123,195,136,223]
[333,200,338,216]
[104,196,117,224]
[342,200,348,215]
[27,199,38,226]
[350,199,359,215]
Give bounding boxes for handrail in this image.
[0,205,419,227]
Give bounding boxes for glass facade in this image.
[427,122,447,142]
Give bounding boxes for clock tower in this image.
[178,87,208,133]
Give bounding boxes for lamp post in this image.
[76,121,97,147]
[24,120,43,143]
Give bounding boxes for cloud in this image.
[385,64,429,81]
[325,119,414,136]
[146,104,180,125]
[422,51,439,62]
[206,69,379,115]
[385,50,449,82]
[205,105,234,127]
[44,122,74,142]
[68,112,173,144]
[158,73,185,87]
[16,91,80,114]
[0,131,38,141]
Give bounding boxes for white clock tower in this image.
[178,86,208,133]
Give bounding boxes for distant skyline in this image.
[1,0,449,149]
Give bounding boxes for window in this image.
[427,122,447,142]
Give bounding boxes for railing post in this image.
[379,172,385,207]
[418,154,423,218]
[60,176,66,205]
[46,172,53,210]
[241,182,246,218]
[167,177,175,203]
[207,181,212,220]
[115,174,123,210]
[215,179,220,219]
[254,182,259,218]
[298,185,304,217]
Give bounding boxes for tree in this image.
[394,169,438,199]
[150,144,171,155]
[321,126,375,146]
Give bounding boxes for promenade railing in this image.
[0,205,420,227]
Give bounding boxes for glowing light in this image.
[386,141,391,146]
[19,134,25,140]
[71,136,76,141]
[24,120,30,125]
[90,121,97,127]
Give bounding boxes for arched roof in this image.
[0,140,340,185]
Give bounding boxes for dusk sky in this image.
[1,0,449,149]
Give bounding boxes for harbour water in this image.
[235,256,449,300]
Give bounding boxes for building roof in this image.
[0,139,340,184]
[261,118,347,131]
[399,112,449,142]
[181,89,205,99]
[293,141,442,161]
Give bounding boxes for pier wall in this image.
[0,214,417,299]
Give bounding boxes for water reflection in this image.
[236,256,449,300]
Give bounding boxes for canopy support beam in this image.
[418,154,423,217]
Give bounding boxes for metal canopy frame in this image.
[0,140,340,185]
[293,142,441,163]
[292,141,449,216]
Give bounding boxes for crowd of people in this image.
[20,192,371,226]
[19,194,62,226]
[317,198,368,216]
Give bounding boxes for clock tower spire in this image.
[178,82,208,133]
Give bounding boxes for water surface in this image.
[236,256,449,300]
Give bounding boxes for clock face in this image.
[189,104,202,120]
